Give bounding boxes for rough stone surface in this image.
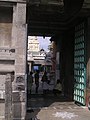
[5,74,12,120]
[12,102,26,120]
[12,91,25,102]
[11,2,27,120]
[0,0,26,3]
[0,100,5,120]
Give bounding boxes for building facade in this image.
[28,36,46,72]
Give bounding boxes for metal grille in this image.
[74,22,86,105]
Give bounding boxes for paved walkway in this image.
[26,73,90,120]
[26,94,90,120]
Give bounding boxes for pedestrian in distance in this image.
[53,79,62,96]
[27,71,33,95]
[41,71,49,95]
[35,70,39,93]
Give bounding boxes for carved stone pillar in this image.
[5,73,12,120]
[11,2,27,120]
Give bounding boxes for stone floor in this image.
[26,94,90,120]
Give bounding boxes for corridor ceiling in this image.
[27,0,84,36]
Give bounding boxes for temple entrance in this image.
[26,35,75,111]
[1,0,90,120]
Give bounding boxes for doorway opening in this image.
[27,36,54,95]
[26,35,71,111]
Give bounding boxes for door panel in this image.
[74,22,86,105]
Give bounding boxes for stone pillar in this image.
[5,73,12,120]
[11,2,27,120]
[55,37,61,81]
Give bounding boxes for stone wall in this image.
[0,99,5,120]
[11,2,27,120]
[0,75,6,99]
[0,1,27,120]
[0,7,12,47]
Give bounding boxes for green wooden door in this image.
[74,22,86,105]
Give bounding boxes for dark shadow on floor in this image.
[25,108,40,120]
[26,92,73,120]
[27,94,70,108]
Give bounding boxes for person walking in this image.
[41,71,49,95]
[27,71,33,95]
[35,70,39,93]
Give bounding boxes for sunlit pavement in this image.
[26,95,90,120]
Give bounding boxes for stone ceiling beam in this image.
[83,0,90,8]
[0,0,26,3]
[28,0,64,6]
